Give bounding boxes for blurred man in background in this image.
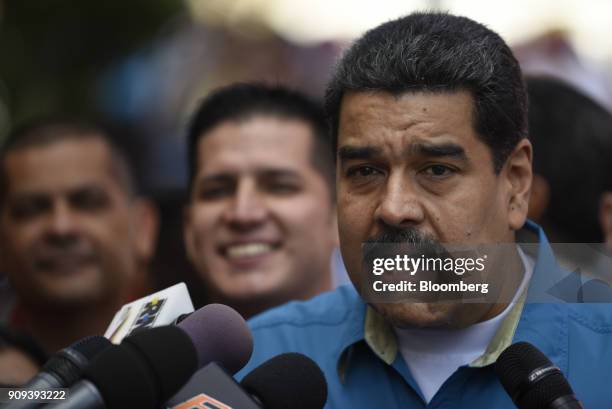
[526,76,612,246]
[184,83,338,319]
[0,119,158,353]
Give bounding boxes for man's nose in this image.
[374,172,425,229]
[45,201,79,238]
[223,179,268,229]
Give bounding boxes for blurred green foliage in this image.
[0,0,183,139]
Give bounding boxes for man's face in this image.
[184,116,336,308]
[0,138,138,308]
[337,91,531,328]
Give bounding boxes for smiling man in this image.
[0,119,157,354]
[237,12,612,408]
[184,83,338,318]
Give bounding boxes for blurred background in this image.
[1,0,611,306]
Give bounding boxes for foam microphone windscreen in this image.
[85,344,157,409]
[495,341,576,409]
[241,353,328,409]
[178,303,253,374]
[120,325,198,403]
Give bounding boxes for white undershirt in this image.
[394,248,534,403]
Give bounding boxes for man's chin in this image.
[371,302,464,329]
[221,284,285,304]
[31,273,111,307]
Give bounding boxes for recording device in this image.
[47,303,253,409]
[495,341,584,409]
[104,282,194,343]
[167,363,260,409]
[167,353,328,409]
[177,303,252,373]
[1,336,110,409]
[46,326,198,409]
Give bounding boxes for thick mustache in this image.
[363,228,449,262]
[365,227,438,245]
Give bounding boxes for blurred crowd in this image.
[0,2,611,389]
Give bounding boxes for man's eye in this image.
[72,190,109,211]
[347,166,381,178]
[423,165,454,177]
[265,182,300,195]
[199,186,232,200]
[10,200,48,220]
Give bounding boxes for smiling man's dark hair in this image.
[187,82,333,194]
[325,12,527,172]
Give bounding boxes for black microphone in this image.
[48,304,253,409]
[167,353,328,409]
[495,341,584,409]
[46,326,198,409]
[241,353,327,409]
[1,336,111,409]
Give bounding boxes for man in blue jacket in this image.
[237,12,612,408]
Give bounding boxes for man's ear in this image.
[132,199,159,263]
[504,138,533,231]
[527,174,550,223]
[600,192,612,250]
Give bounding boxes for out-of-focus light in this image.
[185,0,612,60]
[446,0,612,61]
[264,0,428,44]
[186,0,427,44]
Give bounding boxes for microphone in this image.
[46,326,198,409]
[167,363,260,409]
[104,282,194,343]
[495,341,584,409]
[1,336,110,409]
[167,353,328,409]
[48,303,253,409]
[241,353,328,409]
[177,303,253,374]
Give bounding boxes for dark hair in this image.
[325,12,527,172]
[0,117,138,203]
[527,76,612,242]
[187,82,333,194]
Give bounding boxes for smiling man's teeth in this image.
[226,243,273,258]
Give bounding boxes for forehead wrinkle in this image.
[339,91,478,164]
